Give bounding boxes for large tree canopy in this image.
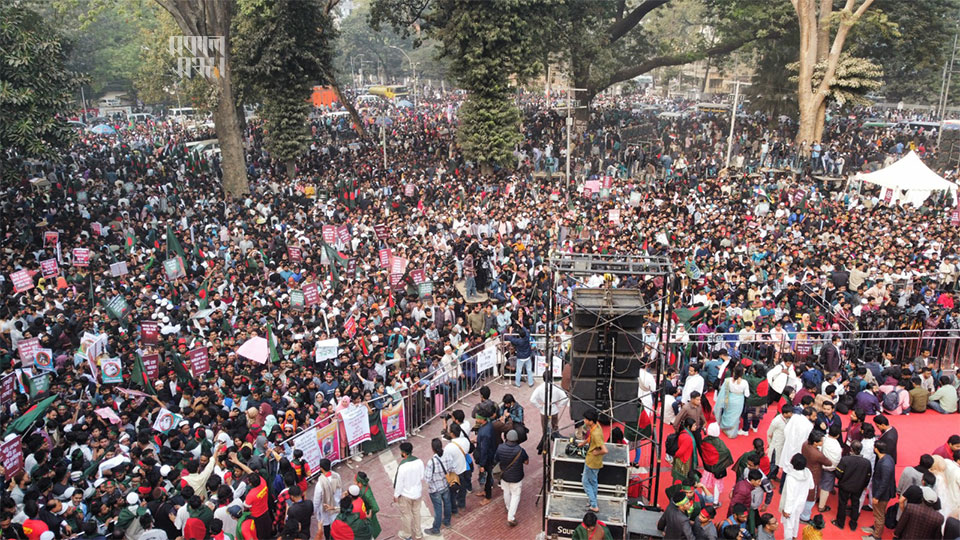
[233,0,339,177]
[0,1,83,181]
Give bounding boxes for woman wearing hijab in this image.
[781,453,814,540]
[700,422,734,503]
[672,417,699,482]
[716,366,750,438]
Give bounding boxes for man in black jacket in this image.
[863,440,897,540]
[874,414,899,464]
[658,490,696,540]
[283,485,314,539]
[495,429,529,526]
[832,440,872,531]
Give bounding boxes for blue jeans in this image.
[582,465,599,508]
[465,276,477,297]
[429,488,452,530]
[928,401,952,413]
[515,356,534,387]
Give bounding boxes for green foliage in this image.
[788,54,884,108]
[0,2,83,180]
[337,0,445,85]
[848,0,960,102]
[134,6,211,107]
[457,92,522,169]
[233,0,337,170]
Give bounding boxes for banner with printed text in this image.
[0,436,23,478]
[0,372,17,407]
[187,347,209,378]
[291,427,323,472]
[40,259,59,279]
[18,338,40,368]
[10,270,33,293]
[142,353,160,380]
[141,320,159,345]
[303,283,320,306]
[73,248,91,267]
[339,404,371,447]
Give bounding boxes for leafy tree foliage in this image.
[0,2,84,181]
[233,0,339,177]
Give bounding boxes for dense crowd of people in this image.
[0,87,959,540]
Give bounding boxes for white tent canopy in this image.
[855,151,958,207]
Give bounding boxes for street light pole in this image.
[388,45,416,110]
[559,87,587,201]
[724,79,751,168]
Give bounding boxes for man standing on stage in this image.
[579,410,608,513]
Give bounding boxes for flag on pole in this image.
[266,323,281,363]
[166,225,186,261]
[124,231,137,254]
[132,354,157,395]
[196,276,212,310]
[4,395,57,436]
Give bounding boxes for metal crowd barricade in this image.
[402,335,507,436]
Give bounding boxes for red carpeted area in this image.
[639,392,960,540]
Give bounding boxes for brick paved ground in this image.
[315,376,546,540]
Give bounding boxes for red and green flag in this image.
[166,225,186,260]
[267,323,281,363]
[132,354,157,395]
[197,276,213,310]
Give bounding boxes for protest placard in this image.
[141,320,159,345]
[101,357,123,383]
[316,422,341,463]
[142,353,160,379]
[73,248,91,267]
[43,231,59,248]
[288,246,302,262]
[315,338,339,362]
[291,427,323,471]
[10,270,33,293]
[110,262,128,277]
[152,408,181,433]
[303,283,320,306]
[0,437,23,478]
[187,347,209,377]
[339,405,371,447]
[381,402,406,444]
[18,337,40,368]
[40,259,59,279]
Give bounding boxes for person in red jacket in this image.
[243,473,271,538]
[21,501,49,540]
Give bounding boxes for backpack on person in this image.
[665,432,679,457]
[882,389,901,412]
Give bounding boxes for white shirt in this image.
[394,458,425,499]
[822,436,842,471]
[443,437,469,475]
[681,374,704,403]
[637,369,656,412]
[530,382,569,416]
[778,415,813,470]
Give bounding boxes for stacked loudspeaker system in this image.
[569,288,647,428]
[544,288,647,539]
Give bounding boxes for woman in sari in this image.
[700,422,734,505]
[716,366,750,438]
[672,417,699,482]
[355,471,381,538]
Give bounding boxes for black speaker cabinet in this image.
[572,378,640,402]
[545,491,627,539]
[570,352,643,379]
[571,330,646,355]
[571,400,641,427]
[571,289,647,328]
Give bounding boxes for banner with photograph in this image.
[316,422,341,464]
[101,357,123,384]
[381,402,406,444]
[40,259,59,279]
[152,408,182,433]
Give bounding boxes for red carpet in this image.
[644,393,960,540]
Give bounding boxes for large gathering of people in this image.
[0,86,959,540]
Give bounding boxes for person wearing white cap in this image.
[115,492,147,540]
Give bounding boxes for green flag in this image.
[267,323,281,363]
[171,353,195,387]
[197,276,212,310]
[124,231,137,254]
[166,225,186,261]
[132,354,157,395]
[4,395,57,436]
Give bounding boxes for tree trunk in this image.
[813,100,827,142]
[213,73,249,196]
[157,0,249,197]
[796,93,820,144]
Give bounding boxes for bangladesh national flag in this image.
[166,225,187,261]
[132,354,157,395]
[124,231,137,254]
[4,395,57,436]
[197,276,212,310]
[267,323,281,363]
